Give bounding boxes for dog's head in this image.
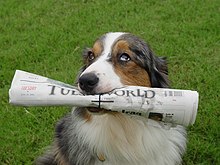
[77,32,168,96]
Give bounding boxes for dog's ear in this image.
[127,34,169,88]
[82,47,92,63]
[150,54,169,88]
[75,48,91,85]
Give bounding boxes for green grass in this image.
[0,0,219,164]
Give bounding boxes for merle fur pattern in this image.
[36,33,184,165]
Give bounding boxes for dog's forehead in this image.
[104,32,125,53]
[97,32,125,58]
[95,32,146,56]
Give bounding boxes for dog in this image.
[36,32,186,165]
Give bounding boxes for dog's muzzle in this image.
[79,73,99,94]
[78,73,106,113]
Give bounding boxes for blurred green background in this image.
[0,0,219,164]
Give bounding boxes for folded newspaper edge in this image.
[9,70,199,127]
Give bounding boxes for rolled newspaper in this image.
[9,70,199,127]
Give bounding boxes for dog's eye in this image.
[88,51,95,61]
[119,53,131,62]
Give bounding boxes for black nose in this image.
[79,73,99,93]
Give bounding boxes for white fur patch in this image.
[102,32,125,57]
[80,59,122,93]
[75,112,186,165]
[79,32,126,93]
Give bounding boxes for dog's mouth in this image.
[78,85,121,114]
[86,107,106,114]
[85,91,109,114]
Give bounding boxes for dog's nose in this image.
[79,73,99,93]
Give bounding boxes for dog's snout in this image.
[79,73,99,93]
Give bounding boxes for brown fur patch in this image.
[84,110,92,122]
[92,41,103,57]
[97,153,106,162]
[84,41,103,65]
[54,142,69,165]
[112,40,151,87]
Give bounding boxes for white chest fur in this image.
[75,112,186,165]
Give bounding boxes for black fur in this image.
[35,151,57,165]
[36,109,96,165]
[120,33,169,88]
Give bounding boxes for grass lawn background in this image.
[0,0,219,164]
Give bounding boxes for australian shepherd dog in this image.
[36,32,186,165]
